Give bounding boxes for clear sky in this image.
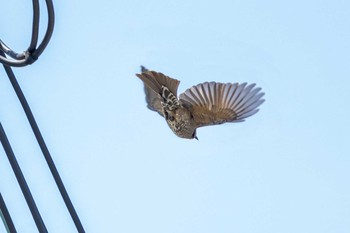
[1,0,349,232]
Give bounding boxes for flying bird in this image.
[136,66,265,139]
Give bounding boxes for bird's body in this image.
[136,66,265,139]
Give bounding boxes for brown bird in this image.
[136,66,265,139]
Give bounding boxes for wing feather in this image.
[143,85,164,117]
[235,85,259,112]
[228,83,247,109]
[179,82,265,127]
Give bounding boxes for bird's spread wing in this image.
[179,82,265,127]
[143,85,164,117]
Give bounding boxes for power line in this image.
[0,0,85,232]
[0,123,47,233]
[0,192,17,233]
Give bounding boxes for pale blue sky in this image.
[1,0,350,232]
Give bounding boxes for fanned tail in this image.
[136,66,180,96]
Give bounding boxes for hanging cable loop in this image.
[1,0,85,232]
[0,0,55,67]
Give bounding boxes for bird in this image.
[136,66,265,140]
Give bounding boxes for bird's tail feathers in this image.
[136,68,180,96]
[140,65,148,73]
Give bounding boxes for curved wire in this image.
[28,0,40,52]
[33,0,55,59]
[1,0,85,231]
[0,40,25,60]
[0,0,55,67]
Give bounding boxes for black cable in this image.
[0,0,55,66]
[33,0,55,59]
[2,58,85,233]
[0,1,85,231]
[0,123,47,233]
[0,43,27,66]
[28,0,40,53]
[0,192,17,233]
[0,40,25,60]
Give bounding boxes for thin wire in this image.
[28,0,40,53]
[33,0,55,59]
[0,0,85,230]
[0,192,17,233]
[1,58,86,233]
[0,0,55,66]
[0,40,25,60]
[0,123,47,233]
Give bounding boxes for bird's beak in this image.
[194,136,199,140]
